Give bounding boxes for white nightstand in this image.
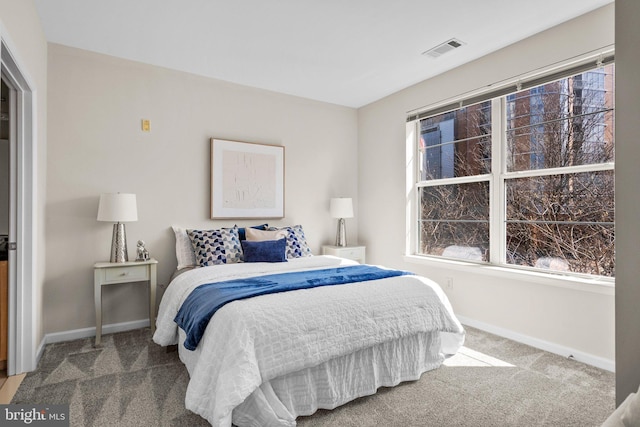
[322,245,366,263]
[94,258,158,347]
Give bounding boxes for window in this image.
[413,63,615,277]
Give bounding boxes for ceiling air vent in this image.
[422,38,465,58]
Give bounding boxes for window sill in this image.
[403,254,614,295]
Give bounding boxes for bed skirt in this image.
[178,329,462,427]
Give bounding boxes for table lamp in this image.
[97,193,138,262]
[330,197,353,247]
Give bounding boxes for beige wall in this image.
[0,0,48,367]
[45,44,358,333]
[358,5,616,366]
[615,0,640,405]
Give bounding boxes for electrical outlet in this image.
[445,277,453,290]
[141,119,150,132]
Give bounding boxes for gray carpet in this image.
[11,326,615,426]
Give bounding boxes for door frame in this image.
[1,33,38,375]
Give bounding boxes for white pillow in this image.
[172,226,197,270]
[245,227,287,241]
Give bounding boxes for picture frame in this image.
[210,138,285,219]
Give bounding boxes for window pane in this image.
[419,182,490,261]
[506,65,614,172]
[505,170,615,276]
[419,102,491,180]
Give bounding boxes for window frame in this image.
[407,56,615,283]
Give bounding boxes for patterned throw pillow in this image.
[269,225,313,259]
[187,226,243,266]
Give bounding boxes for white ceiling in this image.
[34,0,613,108]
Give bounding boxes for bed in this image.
[153,226,465,427]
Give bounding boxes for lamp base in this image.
[110,222,129,263]
[335,218,347,247]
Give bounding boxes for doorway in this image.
[0,78,8,385]
[0,39,37,376]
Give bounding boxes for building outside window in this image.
[414,63,615,278]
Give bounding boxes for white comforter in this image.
[153,256,465,426]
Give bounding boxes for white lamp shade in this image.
[97,193,138,222]
[330,198,354,219]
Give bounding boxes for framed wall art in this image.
[210,138,285,219]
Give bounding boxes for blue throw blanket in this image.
[175,265,413,350]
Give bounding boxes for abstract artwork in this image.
[210,138,284,219]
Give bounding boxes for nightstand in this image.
[322,245,366,263]
[94,258,158,346]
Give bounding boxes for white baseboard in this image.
[35,316,614,374]
[43,319,151,345]
[457,315,615,372]
[29,319,150,371]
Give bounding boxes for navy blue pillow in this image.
[237,224,268,241]
[241,238,287,263]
